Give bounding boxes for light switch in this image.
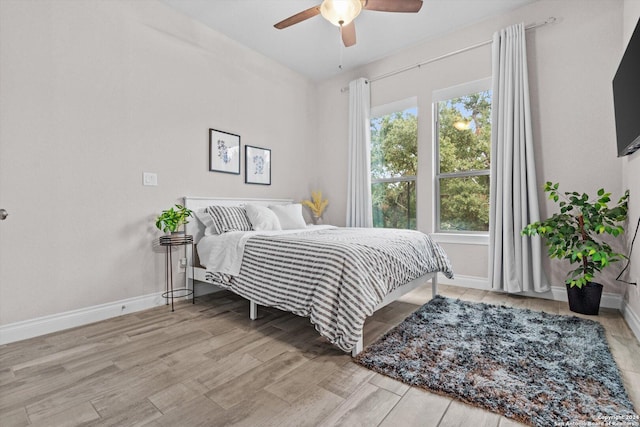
[143,172,157,186]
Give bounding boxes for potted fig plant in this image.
[522,182,629,315]
[155,204,193,234]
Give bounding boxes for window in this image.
[434,79,492,233]
[370,98,418,229]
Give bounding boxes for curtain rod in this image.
[340,17,557,93]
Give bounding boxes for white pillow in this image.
[194,209,216,236]
[269,203,307,230]
[245,204,281,231]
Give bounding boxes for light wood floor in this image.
[1,284,639,427]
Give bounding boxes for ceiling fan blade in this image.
[363,0,423,13]
[274,5,321,29]
[341,21,356,47]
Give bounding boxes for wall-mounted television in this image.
[613,17,640,157]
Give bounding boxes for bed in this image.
[184,196,453,356]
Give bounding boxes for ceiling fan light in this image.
[320,0,362,27]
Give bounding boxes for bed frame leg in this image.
[250,300,258,320]
[432,274,438,299]
[351,336,363,357]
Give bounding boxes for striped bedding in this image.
[204,227,453,352]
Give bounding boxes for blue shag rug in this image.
[354,296,637,426]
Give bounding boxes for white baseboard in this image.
[439,274,623,310]
[2,276,635,346]
[621,300,640,342]
[0,292,167,346]
[439,274,490,290]
[0,280,221,346]
[545,285,623,310]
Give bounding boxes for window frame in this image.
[370,97,418,230]
[432,78,492,236]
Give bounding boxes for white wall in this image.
[621,0,640,336]
[316,0,627,292]
[0,0,317,327]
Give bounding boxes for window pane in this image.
[438,91,491,174]
[372,180,416,230]
[439,175,489,232]
[371,108,417,180]
[370,103,418,231]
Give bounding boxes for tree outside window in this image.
[435,85,492,232]
[370,105,417,229]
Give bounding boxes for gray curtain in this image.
[346,78,373,227]
[488,23,549,293]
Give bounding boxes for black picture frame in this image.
[209,129,240,174]
[244,145,271,185]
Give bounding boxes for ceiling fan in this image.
[274,0,423,47]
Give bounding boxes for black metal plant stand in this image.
[159,234,195,311]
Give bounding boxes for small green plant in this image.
[522,182,629,289]
[155,204,193,233]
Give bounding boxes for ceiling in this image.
[160,0,537,81]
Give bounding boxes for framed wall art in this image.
[209,129,240,174]
[245,145,271,185]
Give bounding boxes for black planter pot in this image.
[566,282,603,315]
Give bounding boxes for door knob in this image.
[0,209,8,220]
